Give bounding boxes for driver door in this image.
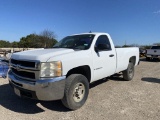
[92,35,116,81]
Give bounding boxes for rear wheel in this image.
[123,63,134,81]
[146,57,150,61]
[61,74,89,110]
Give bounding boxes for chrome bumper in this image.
[8,70,66,101]
[146,54,160,58]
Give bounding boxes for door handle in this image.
[109,54,114,57]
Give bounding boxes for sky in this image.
[0,0,160,46]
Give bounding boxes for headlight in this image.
[40,61,62,77]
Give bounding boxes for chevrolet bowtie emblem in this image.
[16,64,21,71]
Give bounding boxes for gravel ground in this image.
[0,58,160,120]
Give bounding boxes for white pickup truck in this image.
[8,32,139,110]
[146,45,160,60]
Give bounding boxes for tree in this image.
[122,45,132,47]
[19,34,41,48]
[122,44,140,48]
[130,44,139,47]
[11,41,19,48]
[19,36,30,48]
[18,30,57,48]
[0,29,58,48]
[141,45,151,49]
[40,29,57,48]
[40,29,56,39]
[0,40,11,47]
[153,43,160,46]
[115,45,122,48]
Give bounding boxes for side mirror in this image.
[95,44,110,52]
[97,44,110,50]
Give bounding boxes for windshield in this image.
[53,34,95,50]
[151,46,160,49]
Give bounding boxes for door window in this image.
[95,35,111,51]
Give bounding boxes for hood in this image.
[11,48,74,62]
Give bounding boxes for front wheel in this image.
[61,74,89,110]
[123,63,134,81]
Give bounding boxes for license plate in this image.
[14,88,20,96]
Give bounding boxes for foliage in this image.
[0,30,58,48]
[115,45,122,48]
[39,29,57,48]
[122,45,132,47]
[140,45,151,49]
[11,41,19,48]
[19,30,57,48]
[1,31,157,49]
[0,40,11,48]
[122,44,140,48]
[153,43,160,46]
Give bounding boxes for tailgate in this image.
[147,49,160,55]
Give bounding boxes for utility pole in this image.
[125,40,127,46]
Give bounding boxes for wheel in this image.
[146,57,150,61]
[61,74,89,110]
[123,63,134,81]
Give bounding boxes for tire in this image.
[146,57,150,61]
[61,74,89,110]
[123,63,134,81]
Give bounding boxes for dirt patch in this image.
[0,59,160,120]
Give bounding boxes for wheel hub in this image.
[129,67,133,77]
[73,83,85,102]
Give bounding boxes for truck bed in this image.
[115,47,139,73]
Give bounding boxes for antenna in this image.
[89,31,92,33]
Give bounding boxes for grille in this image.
[11,59,36,68]
[11,68,35,79]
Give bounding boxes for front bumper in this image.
[8,70,66,101]
[146,54,160,58]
